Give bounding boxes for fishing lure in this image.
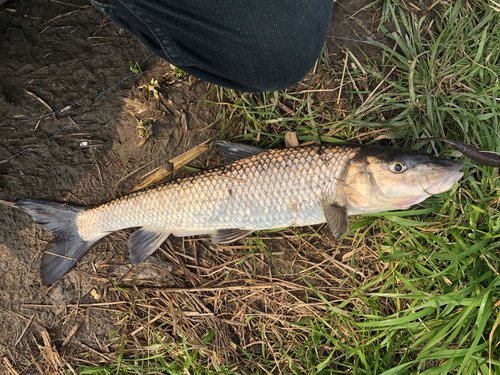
[416,138,500,167]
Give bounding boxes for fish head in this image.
[342,146,464,214]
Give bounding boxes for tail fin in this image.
[15,199,96,285]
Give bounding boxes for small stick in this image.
[40,330,62,371]
[2,357,19,375]
[61,319,84,347]
[33,111,44,132]
[20,29,32,60]
[337,50,349,106]
[138,283,287,293]
[22,301,130,308]
[131,312,168,336]
[76,341,114,362]
[114,160,154,191]
[14,315,35,347]
[24,90,55,120]
[347,49,366,75]
[0,200,18,209]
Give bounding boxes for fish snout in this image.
[426,168,464,194]
[435,158,465,172]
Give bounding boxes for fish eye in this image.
[389,160,407,173]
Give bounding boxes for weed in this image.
[129,61,142,74]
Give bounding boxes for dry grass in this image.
[9,224,388,374]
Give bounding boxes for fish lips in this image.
[426,159,464,195]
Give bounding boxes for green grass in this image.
[74,0,500,373]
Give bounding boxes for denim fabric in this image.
[90,0,333,92]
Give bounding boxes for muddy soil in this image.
[0,0,392,372]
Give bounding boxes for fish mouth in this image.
[395,171,463,209]
[426,169,464,195]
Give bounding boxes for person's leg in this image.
[90,0,333,92]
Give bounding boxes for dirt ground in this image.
[0,0,395,373]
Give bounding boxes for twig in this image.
[14,314,35,347]
[22,301,130,308]
[2,357,19,375]
[40,330,62,371]
[0,200,18,209]
[347,49,366,75]
[114,160,154,191]
[40,9,83,27]
[24,90,55,120]
[138,283,286,293]
[337,50,349,106]
[20,29,32,60]
[76,341,114,362]
[62,319,84,347]
[131,312,168,336]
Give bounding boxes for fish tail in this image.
[15,198,97,285]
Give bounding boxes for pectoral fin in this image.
[129,227,170,265]
[211,228,253,244]
[321,202,349,238]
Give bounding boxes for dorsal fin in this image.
[214,141,267,164]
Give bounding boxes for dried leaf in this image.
[284,132,299,148]
[131,140,211,192]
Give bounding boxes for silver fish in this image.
[15,142,464,285]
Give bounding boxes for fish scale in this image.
[76,145,359,241]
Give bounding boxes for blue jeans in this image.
[90,0,333,92]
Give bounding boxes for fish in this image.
[415,137,500,167]
[14,142,464,285]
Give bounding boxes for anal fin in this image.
[129,226,170,266]
[211,228,253,244]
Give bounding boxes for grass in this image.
[15,0,500,374]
